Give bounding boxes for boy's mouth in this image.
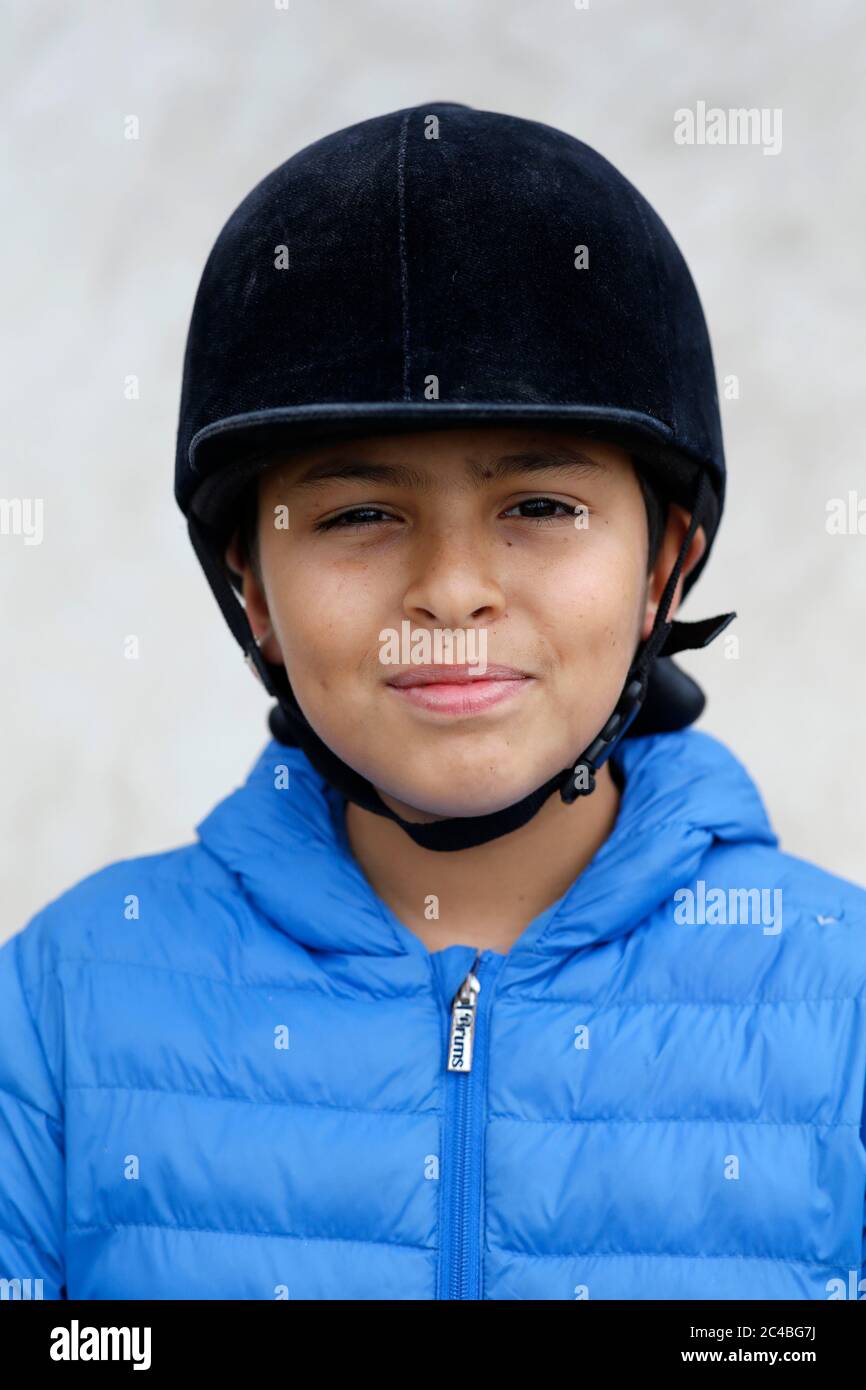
[385,664,534,716]
[386,663,528,687]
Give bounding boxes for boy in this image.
[1,102,864,1301]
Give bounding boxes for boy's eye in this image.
[315,497,581,531]
[502,497,581,524]
[315,507,397,531]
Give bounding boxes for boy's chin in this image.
[369,770,563,825]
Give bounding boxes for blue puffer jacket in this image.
[1,727,865,1301]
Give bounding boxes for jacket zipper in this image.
[440,949,501,1299]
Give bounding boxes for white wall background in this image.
[2,0,865,943]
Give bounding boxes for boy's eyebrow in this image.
[288,445,609,491]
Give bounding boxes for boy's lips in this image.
[385,663,529,687]
[385,664,535,716]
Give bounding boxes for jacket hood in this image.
[195,727,778,960]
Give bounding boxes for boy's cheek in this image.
[542,594,640,675]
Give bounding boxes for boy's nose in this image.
[401,535,506,630]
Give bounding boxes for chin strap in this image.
[188,468,735,853]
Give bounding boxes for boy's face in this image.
[226,426,705,821]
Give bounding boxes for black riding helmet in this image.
[174,101,735,851]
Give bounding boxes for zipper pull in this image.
[447,964,482,1073]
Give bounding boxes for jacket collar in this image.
[195,728,778,959]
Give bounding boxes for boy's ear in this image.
[223,531,282,663]
[640,503,707,641]
[224,531,244,579]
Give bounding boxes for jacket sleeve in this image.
[0,927,66,1299]
[862,1080,866,1285]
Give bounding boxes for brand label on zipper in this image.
[447,969,481,1072]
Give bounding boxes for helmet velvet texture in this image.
[174,101,734,850]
